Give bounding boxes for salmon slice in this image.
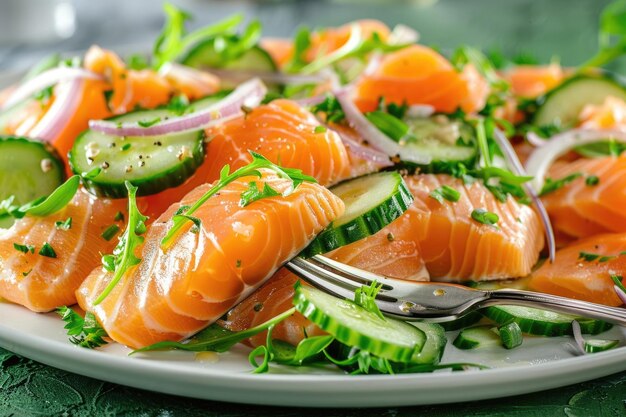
[0,189,127,312]
[504,64,565,98]
[354,45,489,114]
[529,233,626,306]
[579,96,626,131]
[203,99,353,186]
[76,169,344,348]
[541,155,626,242]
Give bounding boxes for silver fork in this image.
[286,255,626,326]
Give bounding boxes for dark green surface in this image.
[0,347,625,416]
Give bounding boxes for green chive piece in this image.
[14,243,35,254]
[55,217,72,230]
[585,175,600,186]
[471,208,499,226]
[101,224,121,241]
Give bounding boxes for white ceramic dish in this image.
[2,69,626,408]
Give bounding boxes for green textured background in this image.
[2,0,626,415]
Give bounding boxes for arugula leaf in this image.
[0,176,80,221]
[132,307,296,354]
[471,208,499,226]
[240,181,281,207]
[540,173,583,196]
[582,0,626,68]
[57,306,108,349]
[365,111,409,142]
[310,95,346,123]
[284,27,312,73]
[94,182,148,305]
[161,152,316,248]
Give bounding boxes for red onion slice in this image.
[614,285,626,305]
[337,128,392,167]
[493,128,555,262]
[207,67,329,85]
[89,78,267,137]
[28,79,83,142]
[571,320,586,355]
[335,88,432,165]
[525,128,626,193]
[526,131,546,147]
[2,67,102,110]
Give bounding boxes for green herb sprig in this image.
[160,151,316,248]
[57,306,108,349]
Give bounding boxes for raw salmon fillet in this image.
[529,233,626,306]
[76,169,344,348]
[0,189,126,312]
[203,99,353,187]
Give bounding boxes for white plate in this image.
[1,299,625,407]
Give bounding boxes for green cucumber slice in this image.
[439,311,483,331]
[69,108,205,198]
[303,171,413,256]
[453,326,501,350]
[498,322,523,349]
[293,284,427,363]
[402,115,477,171]
[410,321,447,364]
[483,306,612,337]
[533,73,626,129]
[0,136,65,227]
[584,339,619,354]
[182,40,277,73]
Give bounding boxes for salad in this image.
[1,2,626,375]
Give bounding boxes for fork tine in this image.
[311,255,395,291]
[286,258,358,301]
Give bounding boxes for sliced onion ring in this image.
[526,131,547,147]
[2,67,102,110]
[28,79,83,142]
[493,128,555,262]
[207,68,329,85]
[89,78,268,137]
[336,128,392,167]
[335,88,432,165]
[571,320,586,355]
[614,285,626,305]
[525,129,626,193]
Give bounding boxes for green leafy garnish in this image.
[126,53,149,70]
[586,175,600,186]
[582,0,626,69]
[310,95,346,123]
[101,224,121,241]
[611,274,626,293]
[55,217,72,230]
[540,173,583,196]
[353,281,385,320]
[13,243,34,254]
[578,251,626,263]
[95,182,148,305]
[471,208,499,226]
[137,117,161,128]
[114,211,125,222]
[57,306,108,349]
[161,152,316,248]
[429,185,461,204]
[152,3,243,69]
[365,111,409,142]
[240,181,281,207]
[38,242,57,258]
[284,27,312,73]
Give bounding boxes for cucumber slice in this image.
[182,40,277,73]
[584,339,619,354]
[402,115,477,170]
[453,326,501,350]
[0,136,65,226]
[410,321,447,364]
[533,74,626,129]
[483,306,612,337]
[439,311,483,331]
[69,108,205,198]
[498,322,523,349]
[294,284,427,363]
[303,171,414,256]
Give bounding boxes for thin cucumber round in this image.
[584,339,619,354]
[498,322,523,349]
[439,311,483,331]
[409,322,447,364]
[69,108,205,198]
[483,306,612,337]
[0,136,65,227]
[533,73,626,128]
[293,284,426,363]
[453,326,501,350]
[402,115,477,171]
[303,171,414,257]
[182,40,277,72]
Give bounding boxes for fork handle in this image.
[484,289,626,326]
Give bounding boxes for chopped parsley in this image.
[13,243,35,254]
[114,211,125,222]
[57,306,108,349]
[578,251,626,263]
[310,95,346,124]
[121,143,131,151]
[138,117,161,128]
[38,242,57,258]
[101,224,121,241]
[55,217,72,230]
[471,208,499,226]
[240,181,281,207]
[585,175,600,186]
[429,185,461,204]
[314,125,327,134]
[540,173,583,196]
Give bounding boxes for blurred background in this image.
[0,0,619,74]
